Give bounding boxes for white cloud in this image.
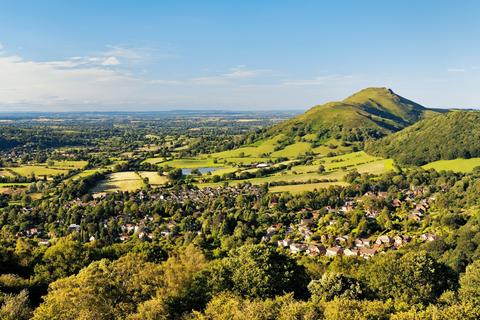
[101,56,121,66]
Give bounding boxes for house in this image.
[376,235,393,245]
[306,244,326,256]
[326,246,344,257]
[354,238,371,248]
[256,163,269,168]
[277,239,293,248]
[289,243,307,254]
[67,224,81,232]
[420,233,439,242]
[359,248,377,259]
[344,248,359,257]
[408,213,422,222]
[394,235,411,247]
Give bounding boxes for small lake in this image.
[182,167,219,175]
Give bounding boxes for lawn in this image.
[92,172,145,193]
[422,158,480,173]
[138,171,168,185]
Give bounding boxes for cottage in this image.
[326,246,343,257]
[376,235,393,245]
[289,243,307,254]
[306,244,326,256]
[359,248,377,259]
[277,239,293,248]
[344,248,359,257]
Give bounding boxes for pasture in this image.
[92,172,145,193]
[138,171,168,185]
[422,158,480,173]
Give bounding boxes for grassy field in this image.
[142,157,166,165]
[7,166,69,177]
[209,134,285,158]
[69,169,102,180]
[160,158,223,169]
[92,172,145,193]
[51,160,88,169]
[138,171,168,185]
[270,142,312,158]
[422,158,480,173]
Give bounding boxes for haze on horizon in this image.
[0,0,479,112]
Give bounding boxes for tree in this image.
[0,289,32,320]
[167,168,183,181]
[197,244,309,300]
[459,259,480,305]
[308,272,365,302]
[360,250,454,305]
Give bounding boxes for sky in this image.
[0,0,479,111]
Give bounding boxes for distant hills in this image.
[267,87,438,139]
[366,111,480,166]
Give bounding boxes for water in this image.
[181,167,219,175]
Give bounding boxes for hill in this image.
[267,87,437,141]
[365,111,480,165]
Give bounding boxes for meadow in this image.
[422,158,480,173]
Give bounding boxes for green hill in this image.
[267,87,437,140]
[365,111,480,165]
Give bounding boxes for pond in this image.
[181,167,219,175]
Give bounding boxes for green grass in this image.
[270,142,312,158]
[160,158,223,169]
[69,169,102,180]
[209,134,285,158]
[322,151,382,171]
[51,160,88,169]
[138,171,168,185]
[422,158,480,173]
[142,157,166,165]
[7,166,68,177]
[92,172,145,193]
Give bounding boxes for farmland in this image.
[422,157,480,173]
[91,172,145,193]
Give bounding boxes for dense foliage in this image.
[366,111,480,165]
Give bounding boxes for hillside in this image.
[366,111,480,165]
[267,87,437,140]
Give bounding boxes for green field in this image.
[138,171,168,185]
[6,166,69,177]
[51,160,88,169]
[270,142,312,158]
[159,158,223,169]
[422,158,480,173]
[92,172,145,193]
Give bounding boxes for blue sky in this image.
[0,0,479,111]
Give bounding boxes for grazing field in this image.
[51,160,88,169]
[6,166,68,177]
[322,151,383,171]
[422,158,480,173]
[138,171,168,185]
[142,157,166,165]
[0,169,16,178]
[209,134,285,158]
[269,181,350,193]
[160,158,223,169]
[92,172,145,193]
[270,142,312,158]
[69,169,102,180]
